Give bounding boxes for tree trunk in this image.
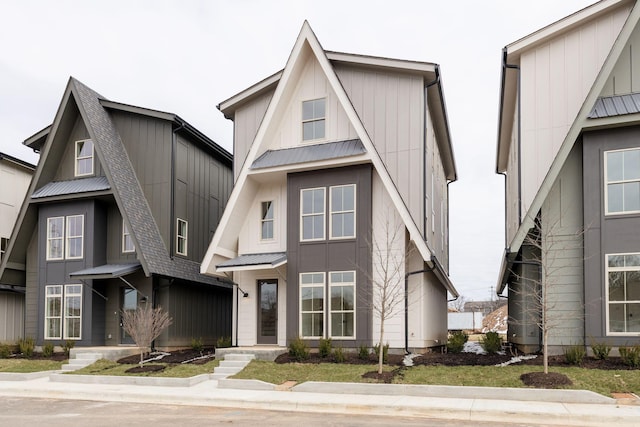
[543,330,548,375]
[378,320,385,374]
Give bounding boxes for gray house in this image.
[0,78,233,349]
[496,0,640,354]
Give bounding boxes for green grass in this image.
[70,358,219,378]
[0,359,65,373]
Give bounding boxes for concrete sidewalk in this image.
[0,372,638,426]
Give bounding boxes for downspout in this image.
[404,265,435,354]
[170,120,186,259]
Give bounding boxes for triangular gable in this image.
[201,21,436,276]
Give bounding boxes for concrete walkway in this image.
[0,372,638,426]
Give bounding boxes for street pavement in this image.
[0,371,638,426]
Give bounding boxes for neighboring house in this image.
[0,77,234,349]
[201,22,458,352]
[496,0,640,354]
[0,152,35,342]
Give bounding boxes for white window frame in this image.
[176,218,188,256]
[63,284,82,340]
[260,200,275,241]
[605,253,640,336]
[329,271,356,339]
[122,219,135,253]
[329,184,356,240]
[299,272,325,339]
[44,285,63,340]
[46,217,65,261]
[74,139,94,177]
[300,187,326,242]
[0,237,7,262]
[65,215,84,260]
[301,98,326,142]
[604,148,640,215]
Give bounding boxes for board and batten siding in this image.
[602,20,640,96]
[24,230,38,339]
[0,291,24,341]
[518,6,628,221]
[0,160,32,240]
[53,116,104,182]
[237,180,287,255]
[233,90,274,181]
[505,98,520,245]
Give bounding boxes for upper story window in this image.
[330,184,355,239]
[65,215,84,259]
[605,148,640,215]
[176,218,188,256]
[47,215,84,261]
[300,188,325,241]
[46,217,65,260]
[606,253,640,335]
[302,98,325,141]
[261,201,274,240]
[75,139,94,177]
[122,220,135,253]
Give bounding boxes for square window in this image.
[605,148,640,214]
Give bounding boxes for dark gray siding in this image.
[286,165,372,347]
[25,230,38,338]
[105,203,137,264]
[583,126,640,347]
[53,116,105,182]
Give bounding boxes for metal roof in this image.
[250,139,365,170]
[69,263,141,280]
[589,93,640,118]
[217,252,287,272]
[31,176,110,199]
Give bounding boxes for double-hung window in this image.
[605,148,640,214]
[122,220,135,253]
[64,284,82,339]
[301,188,325,241]
[607,254,640,334]
[329,271,355,339]
[47,215,84,260]
[45,284,82,340]
[330,185,355,239]
[65,215,84,259]
[75,139,94,177]
[302,98,325,141]
[45,285,63,339]
[176,218,188,256]
[300,272,325,338]
[261,201,274,240]
[46,217,65,260]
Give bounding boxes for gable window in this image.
[329,271,355,339]
[46,217,64,260]
[122,220,135,253]
[302,98,325,141]
[261,201,274,240]
[45,285,63,339]
[301,188,325,241]
[606,253,640,334]
[330,184,355,239]
[176,218,188,256]
[0,237,7,262]
[300,272,325,338]
[75,139,94,177]
[65,215,84,259]
[605,148,640,214]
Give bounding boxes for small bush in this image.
[373,342,389,363]
[191,337,204,352]
[333,346,345,363]
[591,341,612,360]
[42,341,55,358]
[564,344,586,365]
[62,340,75,357]
[619,345,640,368]
[288,337,309,361]
[318,338,332,358]
[447,331,468,354]
[216,336,231,348]
[480,332,502,354]
[0,343,12,358]
[358,344,370,360]
[18,337,35,357]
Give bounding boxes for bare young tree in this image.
[121,303,173,365]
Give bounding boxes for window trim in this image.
[329,184,356,240]
[301,97,326,142]
[0,237,8,262]
[299,272,326,339]
[260,200,275,241]
[63,284,83,340]
[44,285,63,340]
[46,217,65,261]
[176,218,188,256]
[604,148,640,216]
[300,187,326,242]
[328,271,356,340]
[122,219,135,253]
[605,252,640,336]
[65,215,84,260]
[74,139,94,177]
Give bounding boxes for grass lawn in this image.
[70,358,219,378]
[0,359,65,373]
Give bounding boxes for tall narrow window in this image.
[176,218,188,256]
[330,184,355,239]
[75,139,94,177]
[65,215,84,259]
[64,284,82,339]
[606,148,640,214]
[329,271,355,339]
[44,285,63,339]
[607,253,640,334]
[47,217,64,260]
[261,201,274,240]
[301,188,325,241]
[302,98,325,141]
[0,237,7,262]
[300,272,325,338]
[122,220,135,253]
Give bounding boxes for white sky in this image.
[0,0,595,301]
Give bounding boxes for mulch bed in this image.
[115,347,216,373]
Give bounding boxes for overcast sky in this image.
[0,0,595,301]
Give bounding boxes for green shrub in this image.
[564,344,586,365]
[358,344,370,360]
[318,338,332,358]
[591,341,612,360]
[288,337,309,361]
[216,336,231,349]
[373,342,389,363]
[333,346,345,363]
[18,337,35,357]
[42,341,55,358]
[619,345,640,368]
[480,332,503,354]
[62,340,75,357]
[0,343,11,358]
[191,337,204,352]
[446,331,468,354]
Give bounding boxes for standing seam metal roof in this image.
[250,139,365,169]
[589,93,640,118]
[31,176,110,199]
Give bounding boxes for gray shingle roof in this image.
[589,93,640,118]
[217,252,287,271]
[69,263,141,280]
[31,176,110,199]
[250,139,365,170]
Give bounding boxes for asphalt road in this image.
[0,396,571,426]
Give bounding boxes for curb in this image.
[49,373,211,387]
[0,370,61,381]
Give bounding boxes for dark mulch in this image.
[117,348,215,365]
[10,352,68,361]
[274,352,405,365]
[520,372,572,388]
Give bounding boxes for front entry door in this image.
[120,287,137,344]
[257,279,277,344]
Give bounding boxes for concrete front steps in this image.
[211,353,254,380]
[61,352,102,371]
